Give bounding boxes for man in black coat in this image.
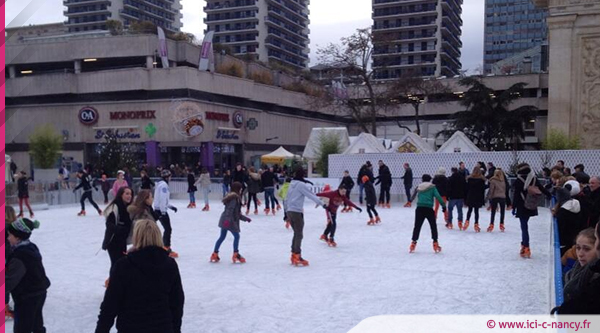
[401,163,413,207]
[583,176,600,228]
[95,245,185,333]
[357,161,374,205]
[447,167,467,229]
[375,160,393,208]
[573,164,590,185]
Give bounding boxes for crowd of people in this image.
[4,158,600,333]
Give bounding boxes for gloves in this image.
[322,204,328,209]
[442,206,447,213]
[168,205,178,213]
[356,207,363,213]
[247,218,252,223]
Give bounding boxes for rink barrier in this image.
[551,198,564,309]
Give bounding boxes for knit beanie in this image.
[8,218,40,240]
[436,167,446,176]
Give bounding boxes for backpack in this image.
[518,173,542,210]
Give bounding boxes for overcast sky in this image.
[5,0,484,72]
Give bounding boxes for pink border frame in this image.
[2,1,7,330]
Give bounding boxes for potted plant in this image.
[29,125,63,182]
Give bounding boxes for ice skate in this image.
[487,224,494,232]
[29,212,35,218]
[164,247,179,258]
[291,253,309,266]
[404,202,412,208]
[257,199,262,206]
[104,278,110,288]
[276,204,281,211]
[341,207,348,213]
[499,223,505,232]
[409,241,417,253]
[232,252,246,264]
[17,212,24,218]
[202,204,210,212]
[375,216,381,224]
[5,304,14,319]
[327,238,337,247]
[433,241,442,253]
[462,220,470,231]
[445,223,453,230]
[474,223,481,233]
[320,234,329,242]
[246,209,250,215]
[272,209,277,215]
[210,252,220,263]
[264,208,270,215]
[347,207,353,212]
[187,203,192,209]
[367,218,375,225]
[77,210,86,216]
[457,220,463,230]
[254,209,258,215]
[520,246,531,259]
[386,203,391,209]
[285,221,291,229]
[486,206,492,211]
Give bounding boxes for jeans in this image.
[102,190,109,203]
[490,198,506,224]
[189,191,196,204]
[404,184,412,202]
[379,186,390,204]
[14,291,47,333]
[288,212,304,254]
[222,184,229,197]
[343,189,352,208]
[202,187,210,205]
[80,191,100,211]
[214,228,240,253]
[448,199,464,223]
[323,212,337,239]
[264,188,275,209]
[158,213,172,247]
[359,183,365,204]
[412,207,438,242]
[466,206,480,223]
[520,216,530,247]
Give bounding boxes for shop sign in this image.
[145,123,157,138]
[247,118,258,130]
[110,110,156,120]
[79,106,99,126]
[95,128,141,140]
[172,102,204,138]
[216,129,240,140]
[206,112,230,122]
[232,111,244,128]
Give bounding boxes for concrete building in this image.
[491,44,548,75]
[372,0,463,79]
[5,33,339,174]
[64,0,183,33]
[204,0,310,70]
[483,0,547,74]
[5,23,67,39]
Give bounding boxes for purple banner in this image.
[146,141,161,168]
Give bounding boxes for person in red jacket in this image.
[317,185,362,247]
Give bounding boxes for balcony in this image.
[265,41,308,60]
[64,8,110,17]
[373,21,438,32]
[268,7,307,30]
[205,12,258,24]
[204,1,258,13]
[65,18,106,26]
[373,48,437,57]
[267,0,308,22]
[63,0,110,5]
[268,31,306,49]
[143,0,178,15]
[267,54,305,69]
[373,0,437,8]
[123,1,175,22]
[213,24,258,35]
[264,16,309,41]
[373,9,437,20]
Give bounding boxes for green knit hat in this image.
[8,218,40,240]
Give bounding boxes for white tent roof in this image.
[437,131,481,153]
[262,146,295,158]
[343,132,386,154]
[303,127,350,160]
[389,132,435,153]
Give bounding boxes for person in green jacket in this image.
[278,177,292,229]
[409,174,447,253]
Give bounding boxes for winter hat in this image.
[564,180,581,197]
[8,218,40,240]
[161,169,172,178]
[117,170,125,175]
[294,168,305,180]
[517,163,531,175]
[436,167,446,176]
[422,174,432,182]
[366,161,372,167]
[362,175,370,184]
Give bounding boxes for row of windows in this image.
[66,4,108,14]
[124,0,176,20]
[69,15,108,24]
[207,10,257,21]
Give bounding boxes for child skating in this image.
[317,185,361,247]
[278,177,292,229]
[362,176,380,225]
[210,182,252,263]
[409,174,447,253]
[340,170,355,213]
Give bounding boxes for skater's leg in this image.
[434,198,440,217]
[425,208,438,241]
[265,189,271,210]
[32,291,46,333]
[18,197,24,215]
[329,213,337,239]
[372,205,379,217]
[108,245,126,271]
[288,212,304,254]
[159,213,172,247]
[520,216,530,247]
[404,185,411,202]
[273,195,279,206]
[203,187,210,206]
[412,207,427,242]
[379,186,385,205]
[499,199,506,224]
[448,199,456,223]
[457,200,464,221]
[490,199,498,224]
[80,193,86,211]
[359,183,364,204]
[14,291,47,333]
[213,228,228,253]
[252,193,258,210]
[246,194,251,210]
[88,193,101,211]
[103,190,109,203]
[466,206,473,221]
[366,205,374,218]
[231,231,240,252]
[474,207,480,224]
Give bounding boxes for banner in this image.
[331,80,349,100]
[157,27,169,68]
[199,31,215,72]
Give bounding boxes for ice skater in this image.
[74,169,102,216]
[187,168,197,209]
[101,186,133,287]
[278,177,292,229]
[210,182,252,264]
[340,170,355,212]
[317,185,361,247]
[16,171,34,218]
[409,174,447,253]
[362,175,380,225]
[154,169,179,258]
[463,167,487,232]
[285,169,326,266]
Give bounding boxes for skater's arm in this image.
[95,266,126,333]
[5,258,26,295]
[169,263,185,333]
[342,197,359,210]
[74,181,83,191]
